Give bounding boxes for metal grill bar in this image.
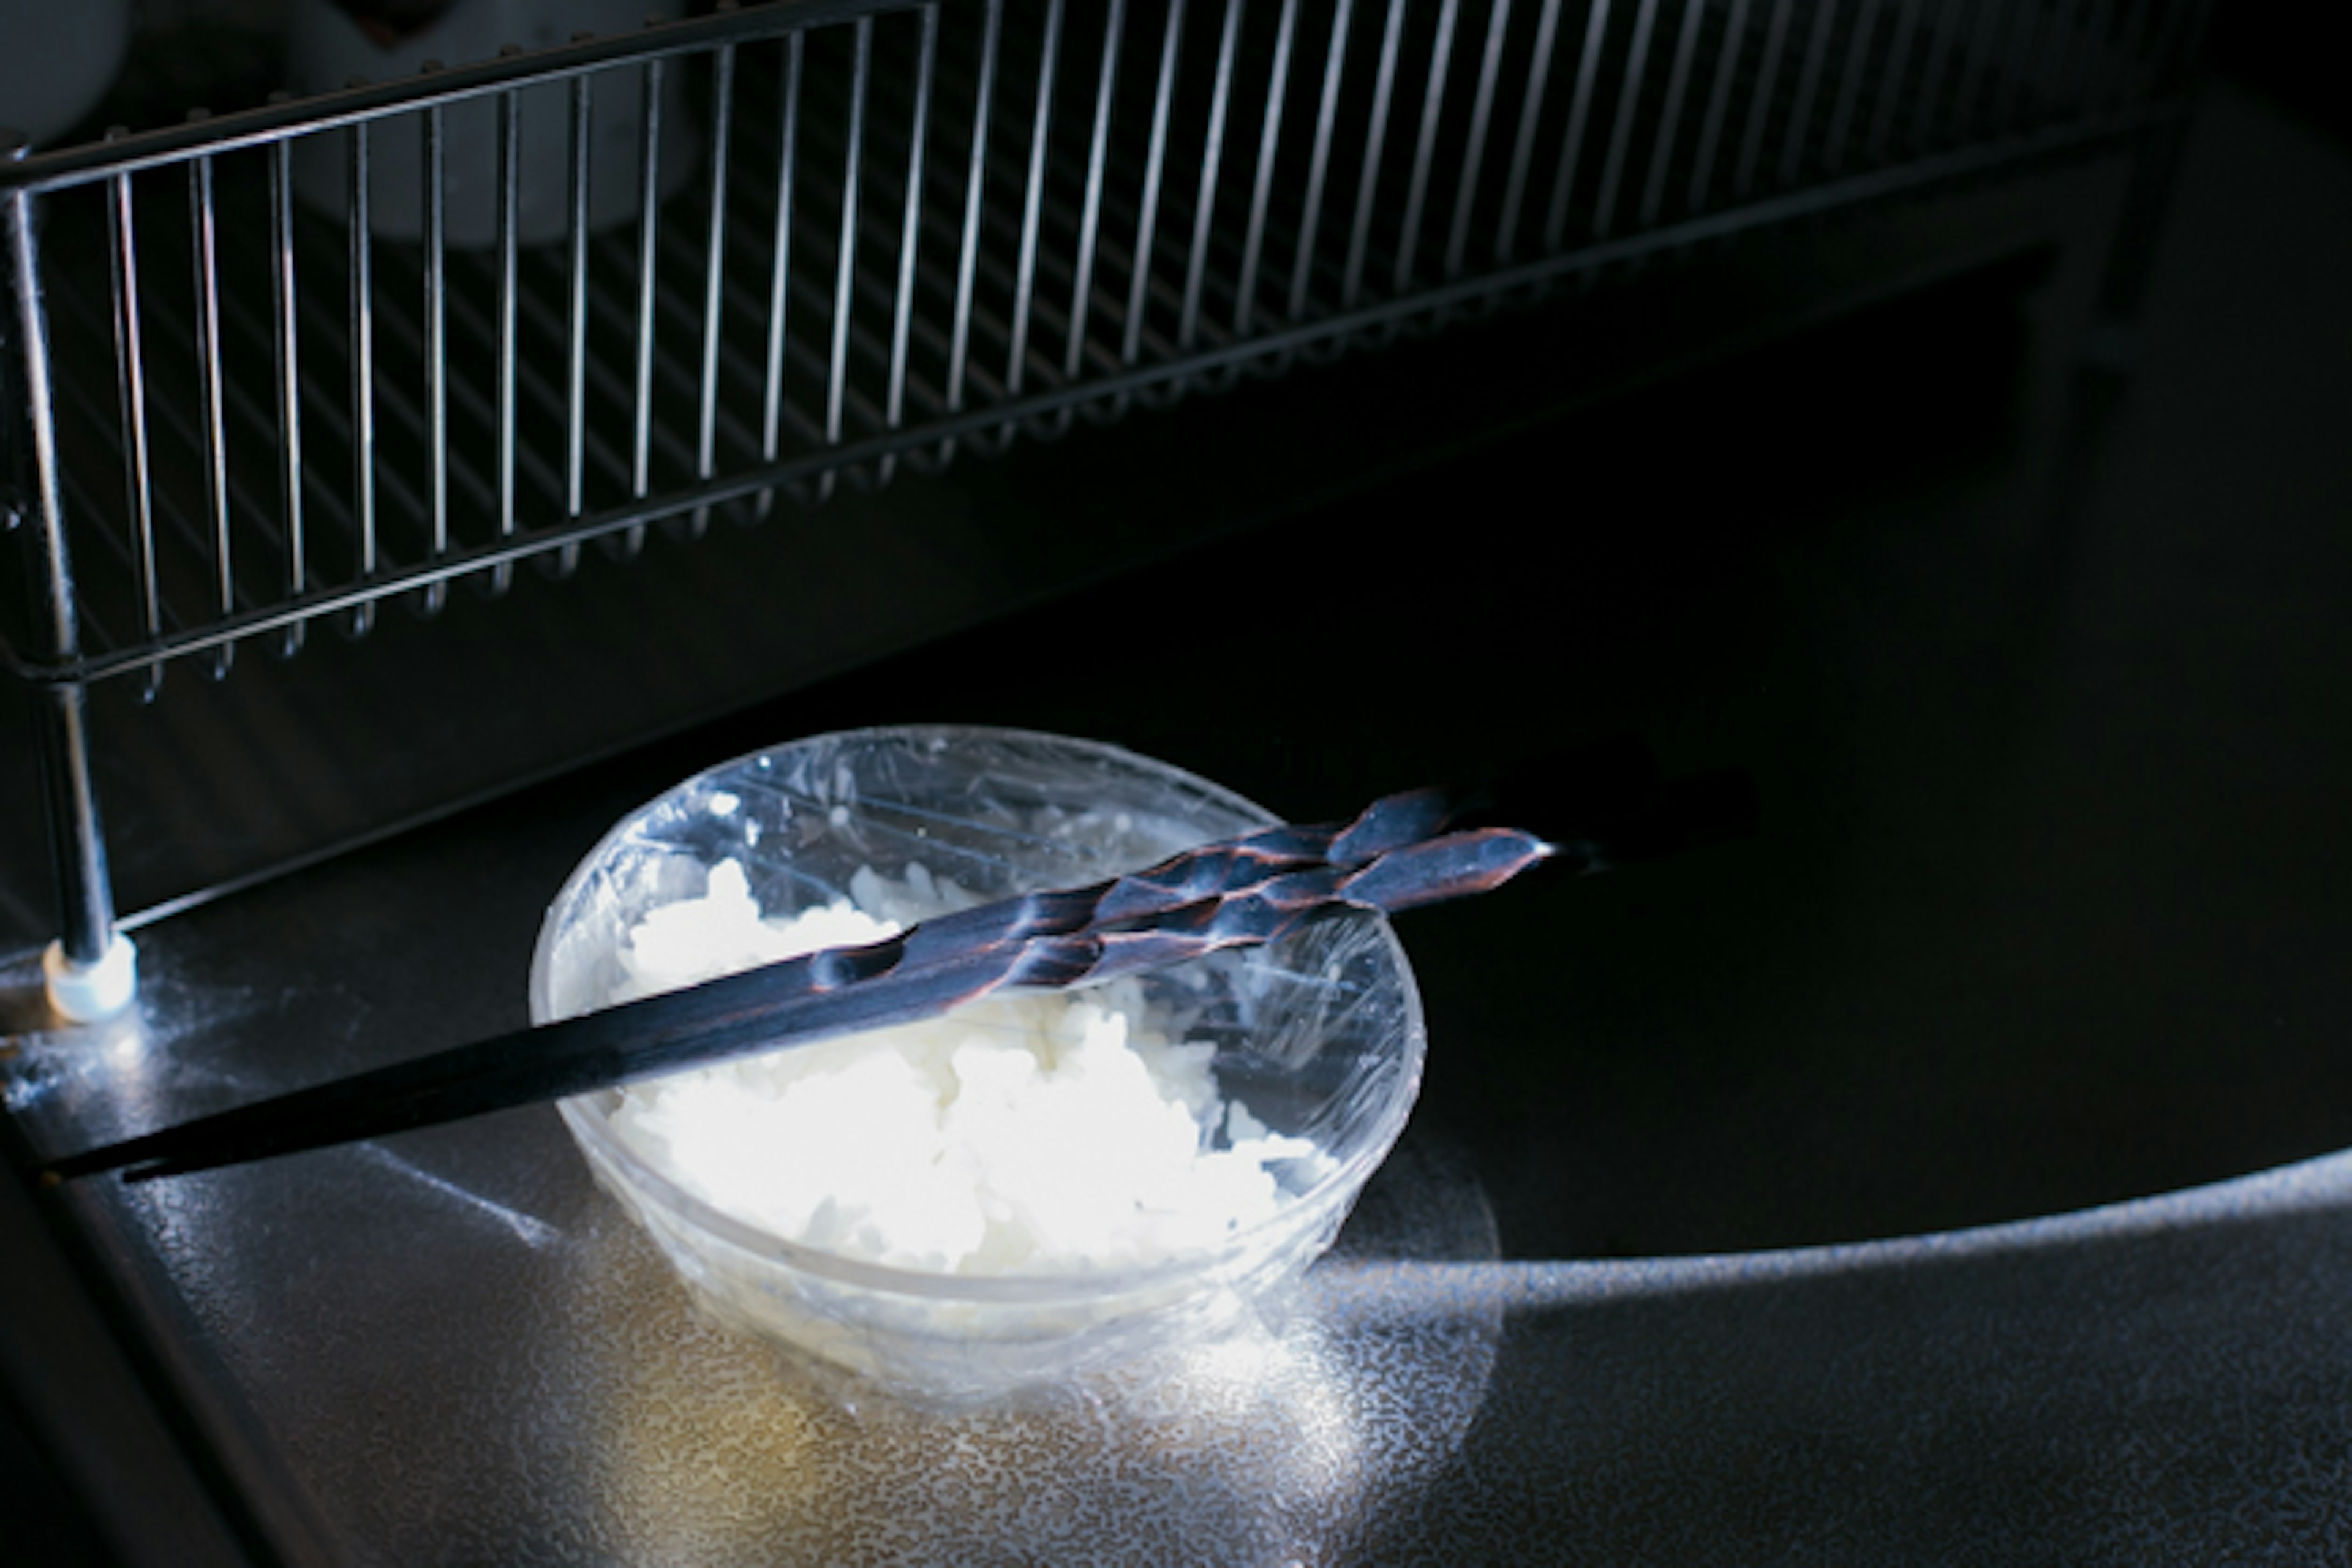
[826,13,875,481]
[1994,0,2043,129]
[1869,0,1926,159]
[630,54,665,544]
[1496,0,1566,261]
[1006,0,1064,384]
[2047,0,2109,106]
[1234,0,1296,331]
[763,34,803,457]
[1066,0,1124,358]
[12,85,2179,695]
[1287,0,1353,314]
[1908,0,1962,146]
[103,148,163,697]
[187,141,238,673]
[698,42,742,519]
[559,62,593,571]
[946,1,997,404]
[2097,0,2147,105]
[492,80,521,596]
[1595,0,1665,238]
[1779,0,1843,187]
[421,92,449,615]
[1392,0,1463,290]
[1545,0,1615,249]
[1688,0,1754,210]
[1180,0,1243,348]
[1,1,927,194]
[2143,0,2209,96]
[1638,0,1709,230]
[1821,0,1878,171]
[345,121,379,633]
[1443,0,1514,278]
[1956,0,2013,130]
[2,0,2208,696]
[1341,0,1407,304]
[1735,0,1798,197]
[1123,0,1183,360]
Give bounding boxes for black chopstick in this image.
[47,753,1755,1185]
[46,792,1545,1184]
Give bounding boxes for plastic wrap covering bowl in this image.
[529,725,1426,1406]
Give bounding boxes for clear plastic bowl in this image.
[530,725,1426,1406]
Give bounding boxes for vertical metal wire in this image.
[103,139,163,698]
[1340,0,1407,304]
[1542,0,1615,251]
[1123,0,1185,361]
[1235,0,1297,332]
[2143,0,2215,99]
[1732,0,1797,196]
[345,116,377,635]
[1991,0,2043,129]
[1062,0,1124,364]
[492,77,522,595]
[2109,0,2166,109]
[255,105,311,660]
[948,1,1001,405]
[1494,0,1565,262]
[1637,0,1710,230]
[827,17,872,465]
[2067,0,2111,108]
[1777,0,1843,187]
[2033,0,2087,122]
[1687,0,1754,209]
[560,63,592,570]
[1822,0,1881,172]
[421,94,449,615]
[1954,0,2015,134]
[1869,0,1926,159]
[189,135,236,671]
[1593,0,1663,239]
[1441,0,1512,280]
[2084,0,2139,110]
[2046,0,2113,113]
[1287,0,1354,318]
[632,54,666,540]
[762,31,803,479]
[7,136,120,967]
[2045,0,2125,119]
[883,10,936,473]
[1391,0,1461,290]
[4,146,75,673]
[1909,0,1970,146]
[1006,0,1063,386]
[1180,0,1245,347]
[697,42,739,523]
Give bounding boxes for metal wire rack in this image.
[2,0,2211,987]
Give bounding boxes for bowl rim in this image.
[535,722,1428,1305]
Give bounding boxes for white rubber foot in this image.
[42,934,138,1023]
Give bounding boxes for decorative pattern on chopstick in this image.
[50,791,1553,1185]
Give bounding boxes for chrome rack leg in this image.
[5,134,136,1022]
[31,685,132,1022]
